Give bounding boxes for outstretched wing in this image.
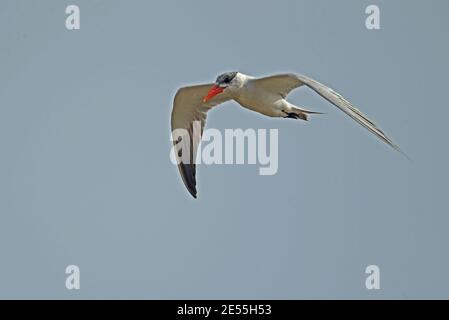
[253,73,401,152]
[171,84,232,198]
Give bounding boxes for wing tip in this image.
[391,143,411,161]
[182,177,198,199]
[177,163,198,199]
[189,188,198,199]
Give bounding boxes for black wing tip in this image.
[181,177,198,199]
[183,180,198,199]
[189,188,198,199]
[178,163,198,199]
[392,144,411,161]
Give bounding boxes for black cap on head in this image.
[216,72,238,85]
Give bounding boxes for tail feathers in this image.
[285,112,308,120]
[302,110,325,115]
[285,107,325,121]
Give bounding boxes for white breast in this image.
[236,79,285,117]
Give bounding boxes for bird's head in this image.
[203,72,240,103]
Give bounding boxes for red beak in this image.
[203,85,224,103]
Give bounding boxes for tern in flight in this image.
[171,72,400,198]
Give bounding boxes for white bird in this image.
[171,72,400,198]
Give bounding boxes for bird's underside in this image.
[171,73,401,198]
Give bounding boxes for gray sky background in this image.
[0,0,448,299]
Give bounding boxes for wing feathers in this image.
[253,73,401,152]
[172,73,403,198]
[171,84,232,198]
[295,74,401,152]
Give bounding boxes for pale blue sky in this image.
[0,0,448,298]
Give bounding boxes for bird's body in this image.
[171,72,400,198]
[236,79,286,117]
